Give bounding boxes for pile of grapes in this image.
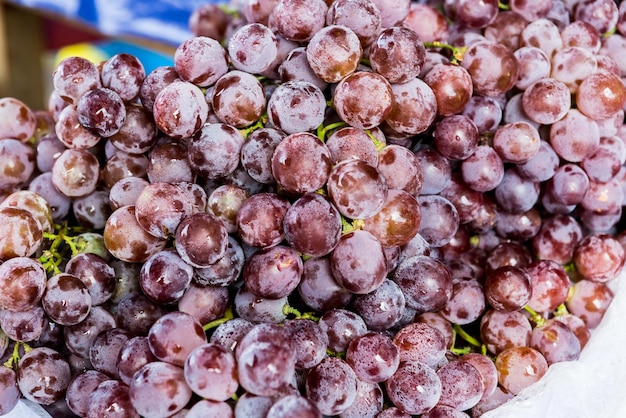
[2,0,626,416]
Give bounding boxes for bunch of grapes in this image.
[1,0,626,417]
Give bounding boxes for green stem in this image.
[239,114,267,139]
[364,129,386,151]
[498,1,510,10]
[423,42,468,64]
[326,348,345,359]
[282,304,319,321]
[316,121,347,142]
[553,303,570,317]
[453,324,482,348]
[341,216,365,234]
[523,305,547,327]
[3,342,31,369]
[203,307,234,331]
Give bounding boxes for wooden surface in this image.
[0,2,45,109]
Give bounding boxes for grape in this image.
[516,140,560,183]
[206,184,247,232]
[393,322,447,368]
[0,138,36,190]
[566,279,614,329]
[461,41,519,97]
[404,3,449,44]
[299,256,353,312]
[139,65,180,112]
[153,80,208,139]
[363,189,421,247]
[376,407,412,418]
[271,132,332,195]
[439,279,485,325]
[129,361,193,417]
[54,104,101,150]
[188,3,229,39]
[0,257,46,312]
[244,245,303,298]
[236,192,290,248]
[103,205,167,263]
[140,249,193,305]
[495,347,549,395]
[369,26,425,84]
[573,234,625,282]
[386,361,442,415]
[414,147,452,195]
[0,206,43,260]
[89,327,131,378]
[376,147,422,196]
[134,182,195,239]
[525,259,571,313]
[75,87,126,138]
[0,305,46,342]
[458,353,498,401]
[234,393,274,418]
[101,150,149,188]
[108,104,157,154]
[272,0,328,42]
[576,72,626,121]
[513,46,551,90]
[352,279,405,331]
[326,0,381,46]
[484,266,532,312]
[146,141,193,184]
[175,36,228,87]
[109,176,149,209]
[268,394,323,418]
[234,285,288,324]
[460,145,504,193]
[65,370,109,417]
[211,70,266,128]
[117,336,159,385]
[17,346,72,405]
[480,309,532,355]
[178,283,229,326]
[52,56,101,104]
[41,273,91,326]
[72,189,112,230]
[494,168,540,214]
[415,312,454,350]
[240,128,285,184]
[318,308,367,353]
[393,255,452,314]
[188,122,245,179]
[434,114,479,161]
[184,343,238,401]
[306,25,362,83]
[174,212,228,268]
[148,311,207,366]
[194,236,245,287]
[63,306,116,358]
[333,71,393,130]
[530,319,581,365]
[522,78,571,125]
[437,360,483,411]
[267,80,325,135]
[187,400,234,418]
[306,357,358,415]
[386,77,437,135]
[278,47,328,90]
[86,380,139,418]
[238,341,296,397]
[101,53,145,103]
[330,230,387,294]
[424,63,473,117]
[416,195,459,249]
[346,332,399,383]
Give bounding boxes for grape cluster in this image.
[1,0,626,417]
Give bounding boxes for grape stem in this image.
[239,114,268,139]
[316,121,347,142]
[326,348,346,359]
[38,223,88,274]
[282,303,319,321]
[341,216,365,234]
[452,323,485,351]
[3,341,31,369]
[523,305,547,327]
[364,129,386,151]
[202,306,234,331]
[422,42,468,64]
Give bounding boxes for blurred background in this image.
[0,0,219,109]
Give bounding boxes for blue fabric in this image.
[7,0,225,45]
